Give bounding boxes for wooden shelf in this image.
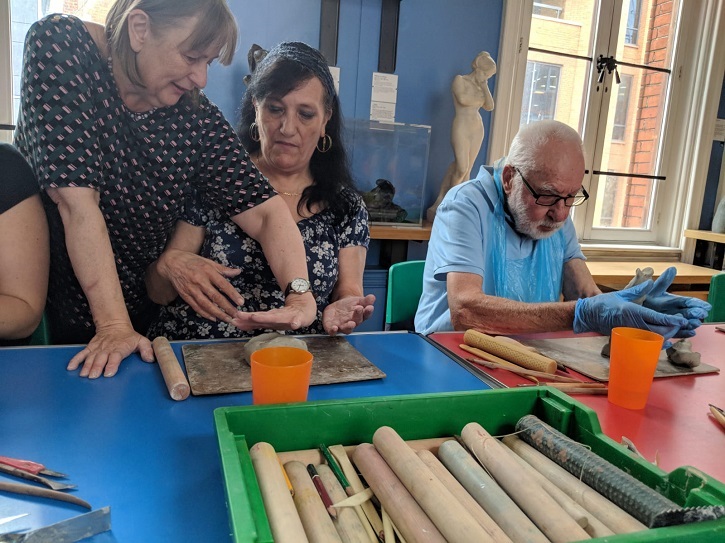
[370,222,432,241]
[684,229,725,244]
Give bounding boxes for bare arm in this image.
[144,221,243,322]
[0,195,49,339]
[231,197,316,330]
[447,271,576,335]
[49,187,153,378]
[323,246,376,335]
[561,258,601,301]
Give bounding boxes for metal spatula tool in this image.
[0,507,110,543]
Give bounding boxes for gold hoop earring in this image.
[250,122,260,142]
[316,134,332,153]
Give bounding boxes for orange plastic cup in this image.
[250,347,313,405]
[607,327,664,410]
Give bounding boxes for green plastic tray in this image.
[214,388,725,542]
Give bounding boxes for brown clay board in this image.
[511,335,720,382]
[181,336,386,395]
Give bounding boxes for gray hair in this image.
[506,120,584,173]
[106,0,238,88]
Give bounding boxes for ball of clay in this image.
[242,332,308,364]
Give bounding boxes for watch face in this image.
[291,278,310,293]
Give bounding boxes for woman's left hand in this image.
[322,294,376,335]
[231,292,317,331]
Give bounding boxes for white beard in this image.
[508,183,565,240]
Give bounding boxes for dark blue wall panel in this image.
[202,0,504,210]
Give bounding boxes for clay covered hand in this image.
[642,267,711,337]
[573,281,688,343]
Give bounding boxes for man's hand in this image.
[322,294,376,335]
[643,267,711,337]
[573,281,688,346]
[155,249,242,322]
[231,292,317,331]
[67,321,154,378]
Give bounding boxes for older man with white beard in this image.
[415,120,708,342]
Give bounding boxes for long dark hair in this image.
[237,43,358,218]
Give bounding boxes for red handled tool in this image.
[0,456,67,478]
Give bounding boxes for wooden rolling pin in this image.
[353,442,446,543]
[250,442,309,543]
[461,422,590,543]
[285,461,342,543]
[463,329,557,374]
[151,336,190,401]
[317,464,371,543]
[373,426,495,543]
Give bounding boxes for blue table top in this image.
[0,332,490,542]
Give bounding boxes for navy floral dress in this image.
[14,15,274,343]
[147,188,370,339]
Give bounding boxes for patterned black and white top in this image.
[14,14,275,343]
[147,189,370,340]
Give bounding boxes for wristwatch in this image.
[284,278,311,297]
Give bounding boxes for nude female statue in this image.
[427,51,496,222]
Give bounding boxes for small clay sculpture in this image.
[666,339,701,368]
[243,44,269,86]
[601,267,654,357]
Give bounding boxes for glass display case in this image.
[344,119,431,226]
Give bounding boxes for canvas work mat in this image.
[511,335,720,382]
[181,336,386,395]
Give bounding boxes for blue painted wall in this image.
[203,0,503,212]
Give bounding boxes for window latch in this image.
[596,55,621,84]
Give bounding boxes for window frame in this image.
[489,0,725,254]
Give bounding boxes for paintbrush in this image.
[709,404,725,430]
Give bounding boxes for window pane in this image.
[591,173,655,229]
[519,50,590,135]
[10,0,113,124]
[530,0,597,58]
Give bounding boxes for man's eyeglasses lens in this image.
[515,168,589,207]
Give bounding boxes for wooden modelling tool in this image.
[437,439,548,543]
[709,404,725,430]
[285,461,342,543]
[317,464,371,543]
[372,426,494,543]
[416,450,513,543]
[503,435,645,533]
[463,329,558,374]
[353,442,446,543]
[328,445,383,541]
[151,336,190,401]
[249,442,309,543]
[461,422,590,543]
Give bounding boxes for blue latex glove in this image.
[573,281,689,345]
[643,267,712,338]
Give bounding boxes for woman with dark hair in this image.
[14,0,316,378]
[146,42,375,339]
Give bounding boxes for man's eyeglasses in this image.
[514,167,589,207]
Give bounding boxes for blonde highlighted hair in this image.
[105,0,238,88]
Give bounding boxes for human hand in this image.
[231,292,317,331]
[643,267,711,337]
[67,321,154,378]
[573,281,689,345]
[155,249,242,322]
[322,294,376,335]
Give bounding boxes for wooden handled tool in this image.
[463,329,557,374]
[250,442,309,543]
[0,481,91,509]
[152,336,190,401]
[317,464,371,543]
[373,426,495,543]
[461,422,590,543]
